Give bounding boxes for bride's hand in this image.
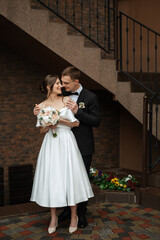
[33,104,40,115]
[39,127,49,134]
[59,117,79,127]
[49,124,58,130]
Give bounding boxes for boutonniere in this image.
[79,102,85,109]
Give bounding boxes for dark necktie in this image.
[61,88,79,96]
[68,92,78,96]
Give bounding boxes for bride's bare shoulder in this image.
[38,100,47,109]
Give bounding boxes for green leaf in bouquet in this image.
[53,132,57,137]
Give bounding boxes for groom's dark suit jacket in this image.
[72,88,100,156]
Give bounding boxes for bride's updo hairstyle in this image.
[40,74,59,94]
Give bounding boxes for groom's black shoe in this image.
[78,213,88,228]
[58,207,71,223]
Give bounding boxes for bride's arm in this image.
[39,124,58,134]
[59,118,79,127]
[39,127,49,134]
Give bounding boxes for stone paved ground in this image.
[0,202,160,239]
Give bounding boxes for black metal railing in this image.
[36,0,117,54]
[119,11,160,95]
[148,89,160,171]
[119,12,160,172]
[34,1,160,171]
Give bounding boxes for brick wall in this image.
[93,91,120,170]
[0,41,119,205]
[0,42,47,204]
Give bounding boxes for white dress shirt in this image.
[69,84,83,102]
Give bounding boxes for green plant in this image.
[89,167,139,192]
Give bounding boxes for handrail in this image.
[121,71,154,95]
[119,11,160,95]
[121,12,160,36]
[36,0,117,55]
[119,11,160,172]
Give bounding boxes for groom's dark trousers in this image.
[59,88,100,228]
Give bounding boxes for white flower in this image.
[79,102,85,109]
[38,107,60,137]
[90,167,97,173]
[124,174,133,182]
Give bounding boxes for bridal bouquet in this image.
[37,107,60,137]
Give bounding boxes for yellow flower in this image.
[114,178,118,181]
[115,182,119,186]
[124,185,127,188]
[120,184,123,187]
[111,179,115,183]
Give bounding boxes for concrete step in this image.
[149,171,160,188]
[118,71,160,94]
[137,186,160,211]
[90,184,136,205]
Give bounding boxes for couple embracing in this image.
[30,66,101,234]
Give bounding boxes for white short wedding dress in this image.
[30,107,94,207]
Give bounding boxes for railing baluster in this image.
[73,0,75,26]
[133,21,135,73]
[56,0,58,13]
[126,17,129,72]
[89,0,91,38]
[65,0,67,20]
[155,103,158,146]
[140,24,142,82]
[113,0,118,59]
[149,100,153,171]
[108,0,110,51]
[155,34,158,88]
[120,12,122,71]
[96,0,99,43]
[81,0,83,32]
[147,29,150,91]
[104,0,107,50]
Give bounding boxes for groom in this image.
[59,66,100,228]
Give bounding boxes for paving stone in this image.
[0,236,12,240]
[0,202,160,239]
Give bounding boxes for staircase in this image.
[0,0,160,208]
[0,1,159,159]
[0,0,146,127]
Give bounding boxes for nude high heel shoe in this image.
[69,216,78,234]
[48,216,58,234]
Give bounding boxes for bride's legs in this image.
[70,205,78,227]
[49,208,57,228]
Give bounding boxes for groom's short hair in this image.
[62,66,80,81]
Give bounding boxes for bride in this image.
[30,75,94,234]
